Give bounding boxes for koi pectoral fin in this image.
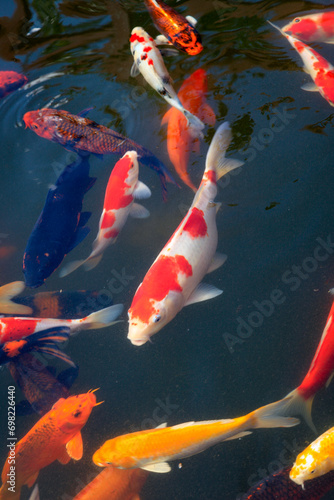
[131,62,140,78]
[301,82,319,92]
[141,462,171,473]
[185,283,223,306]
[206,253,227,273]
[186,15,198,27]
[66,431,83,460]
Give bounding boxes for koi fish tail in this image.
[206,122,244,178]
[78,304,124,330]
[252,395,301,429]
[28,484,40,500]
[59,259,87,278]
[84,254,103,272]
[0,281,33,315]
[272,389,316,433]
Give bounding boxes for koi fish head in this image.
[127,300,170,346]
[290,445,328,487]
[282,15,319,41]
[52,391,97,433]
[23,109,59,141]
[177,26,203,56]
[112,151,139,191]
[93,436,136,468]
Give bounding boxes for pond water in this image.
[1,0,334,498]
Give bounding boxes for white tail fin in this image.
[83,254,103,272]
[274,389,316,433]
[59,259,86,278]
[0,281,32,315]
[29,484,40,500]
[206,122,244,178]
[80,304,123,330]
[253,395,301,429]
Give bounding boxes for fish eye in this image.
[310,469,315,474]
[31,124,38,130]
[73,410,82,418]
[153,314,161,323]
[294,18,300,23]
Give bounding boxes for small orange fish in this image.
[0,391,98,500]
[161,69,216,191]
[73,466,148,500]
[93,396,299,473]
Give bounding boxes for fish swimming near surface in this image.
[60,151,151,278]
[92,396,299,472]
[268,21,334,107]
[143,0,203,55]
[0,303,123,344]
[0,391,98,500]
[242,465,334,499]
[274,300,334,432]
[73,466,149,500]
[290,425,334,488]
[8,352,78,416]
[282,11,334,43]
[0,281,32,315]
[0,70,27,98]
[127,122,243,346]
[130,27,205,136]
[23,108,175,200]
[161,68,216,191]
[23,155,96,288]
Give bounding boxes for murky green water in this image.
[1,0,334,498]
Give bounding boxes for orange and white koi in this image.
[127,122,243,346]
[0,304,123,344]
[92,396,299,473]
[290,425,334,488]
[130,27,205,136]
[282,11,334,43]
[268,21,334,107]
[0,391,98,500]
[60,151,151,277]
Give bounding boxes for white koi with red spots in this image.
[130,27,204,137]
[282,11,334,43]
[269,21,334,107]
[127,122,243,346]
[59,151,151,277]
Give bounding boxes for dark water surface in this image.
[1,0,334,498]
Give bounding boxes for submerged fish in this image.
[268,21,334,107]
[0,70,27,98]
[23,155,96,288]
[93,396,299,472]
[60,151,151,277]
[23,108,175,200]
[282,11,334,43]
[73,466,148,500]
[127,122,242,346]
[290,425,334,488]
[162,68,216,191]
[0,392,98,500]
[143,0,203,55]
[130,27,205,135]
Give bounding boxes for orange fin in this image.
[198,103,216,126]
[58,446,71,464]
[161,108,174,126]
[26,471,39,488]
[66,431,83,460]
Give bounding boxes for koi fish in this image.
[130,27,205,136]
[282,12,334,43]
[268,21,334,107]
[274,300,334,432]
[0,70,27,98]
[8,353,78,416]
[60,151,151,278]
[0,327,74,367]
[0,281,32,315]
[290,425,334,488]
[93,396,299,472]
[161,68,216,191]
[0,391,98,500]
[23,155,96,288]
[73,467,148,500]
[242,465,334,499]
[0,303,123,344]
[143,0,203,55]
[0,245,16,260]
[23,108,175,200]
[127,122,243,346]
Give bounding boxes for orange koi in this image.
[0,391,98,500]
[161,68,216,191]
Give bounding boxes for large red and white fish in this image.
[276,300,334,432]
[268,21,334,107]
[0,304,123,344]
[282,11,334,43]
[127,122,243,346]
[92,396,299,472]
[161,68,216,191]
[130,27,205,136]
[60,151,151,277]
[0,391,98,500]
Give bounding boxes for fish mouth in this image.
[128,336,148,346]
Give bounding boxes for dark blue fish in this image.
[23,155,96,288]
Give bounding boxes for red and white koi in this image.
[127,122,243,346]
[282,11,334,43]
[60,151,151,277]
[268,21,334,107]
[130,27,205,136]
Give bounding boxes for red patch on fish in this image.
[0,318,40,343]
[312,50,330,71]
[130,254,192,323]
[101,211,116,230]
[144,46,152,53]
[315,69,334,104]
[148,59,153,66]
[292,19,317,40]
[182,207,208,238]
[130,34,145,44]
[294,40,306,53]
[103,155,134,211]
[322,12,334,37]
[104,229,119,239]
[203,170,217,185]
